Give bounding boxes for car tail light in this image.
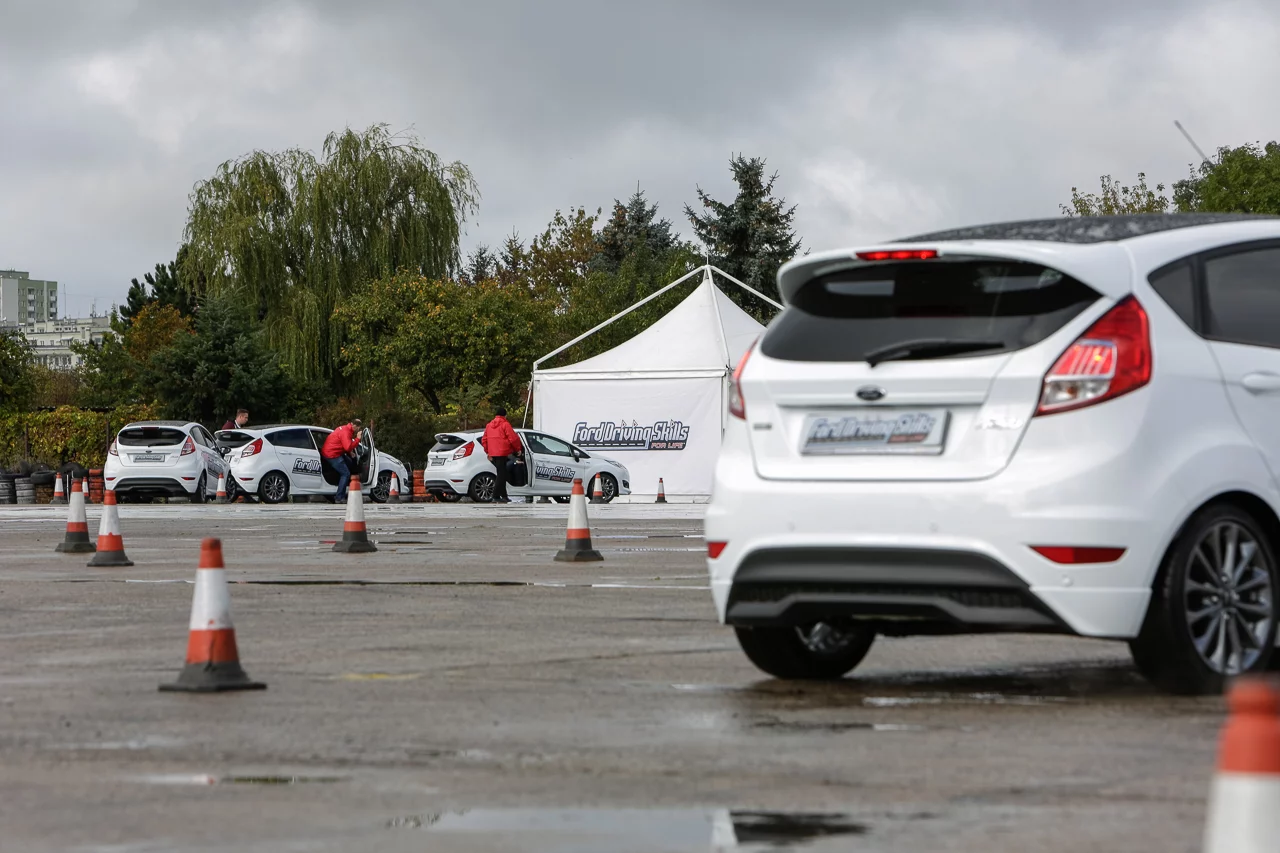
[453,442,475,460]
[856,249,938,261]
[241,438,263,458]
[1032,546,1126,564]
[108,440,118,457]
[1035,296,1151,416]
[180,436,196,456]
[728,341,756,420]
[707,541,728,559]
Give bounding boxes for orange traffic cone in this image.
[159,538,266,693]
[1203,676,1280,852]
[334,476,377,553]
[590,474,606,505]
[655,477,667,504]
[554,478,602,563]
[50,474,67,505]
[87,488,133,567]
[388,472,401,504]
[215,472,229,503]
[54,479,95,554]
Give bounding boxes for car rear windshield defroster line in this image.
[761,259,1101,363]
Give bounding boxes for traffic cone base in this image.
[88,489,133,567]
[555,478,603,563]
[334,476,377,553]
[655,477,667,504]
[160,538,265,693]
[55,480,96,554]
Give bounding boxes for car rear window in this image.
[118,426,187,447]
[431,434,467,453]
[761,259,1101,363]
[215,430,255,448]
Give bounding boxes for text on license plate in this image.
[429,457,445,466]
[801,409,949,455]
[131,453,166,462]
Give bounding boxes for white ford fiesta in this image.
[707,213,1280,695]
[105,420,230,502]
[214,424,410,504]
[424,429,631,503]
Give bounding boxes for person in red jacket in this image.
[481,407,523,503]
[321,418,363,502]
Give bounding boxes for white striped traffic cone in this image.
[159,538,266,693]
[590,474,606,505]
[87,488,133,567]
[554,478,602,563]
[54,479,95,554]
[388,472,401,504]
[50,474,67,505]
[1203,676,1280,852]
[655,477,667,504]
[333,475,377,553]
[215,472,229,503]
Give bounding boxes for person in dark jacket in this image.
[481,407,523,503]
[321,418,363,502]
[222,409,249,431]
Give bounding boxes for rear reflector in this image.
[856,249,938,261]
[1032,546,1126,564]
[707,541,728,559]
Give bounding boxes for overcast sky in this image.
[2,0,1278,317]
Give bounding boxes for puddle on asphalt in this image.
[383,808,867,850]
[136,773,346,786]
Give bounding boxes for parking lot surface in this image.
[0,501,1222,852]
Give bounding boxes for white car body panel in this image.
[104,421,229,500]
[218,425,408,502]
[424,429,632,501]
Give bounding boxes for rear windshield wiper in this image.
[863,338,1006,367]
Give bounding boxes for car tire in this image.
[1129,502,1278,695]
[191,472,207,504]
[734,622,876,680]
[370,470,393,504]
[258,471,290,505]
[597,473,619,503]
[468,472,496,503]
[552,496,570,504]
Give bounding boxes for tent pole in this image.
[522,372,535,428]
[532,265,708,369]
[708,265,784,310]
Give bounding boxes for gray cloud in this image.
[0,0,1271,316]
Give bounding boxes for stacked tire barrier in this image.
[0,473,15,505]
[15,477,35,505]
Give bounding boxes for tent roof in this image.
[536,270,765,378]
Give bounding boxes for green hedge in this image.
[0,405,158,470]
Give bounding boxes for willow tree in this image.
[181,124,479,386]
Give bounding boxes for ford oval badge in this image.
[856,386,886,402]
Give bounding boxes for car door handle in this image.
[1242,372,1280,393]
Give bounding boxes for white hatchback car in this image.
[708,213,1280,695]
[214,424,410,504]
[105,420,230,502]
[424,429,632,503]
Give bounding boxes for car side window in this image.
[1204,247,1280,349]
[271,428,316,450]
[530,433,575,457]
[309,430,329,453]
[190,428,211,448]
[1148,261,1196,329]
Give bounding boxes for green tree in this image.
[120,246,198,325]
[124,303,192,364]
[0,330,37,413]
[336,272,551,415]
[594,189,680,274]
[142,294,292,425]
[1174,142,1280,214]
[1060,173,1171,216]
[70,314,141,408]
[685,154,799,321]
[181,123,479,387]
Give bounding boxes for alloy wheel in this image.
[262,473,288,503]
[1184,520,1274,675]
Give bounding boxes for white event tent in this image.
[529,265,779,497]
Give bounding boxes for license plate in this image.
[800,409,949,455]
[131,453,166,463]
[429,457,445,466]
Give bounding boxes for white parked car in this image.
[105,420,230,502]
[213,424,410,504]
[424,429,631,503]
[708,213,1280,695]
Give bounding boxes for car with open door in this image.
[216,424,409,504]
[423,429,631,503]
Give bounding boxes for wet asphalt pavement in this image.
[0,501,1223,852]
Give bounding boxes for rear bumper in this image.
[424,479,463,496]
[111,477,195,498]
